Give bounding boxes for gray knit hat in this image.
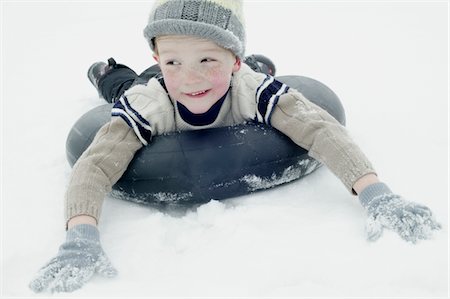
[143,0,246,58]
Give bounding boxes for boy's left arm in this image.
[270,91,441,242]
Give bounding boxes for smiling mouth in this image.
[185,89,211,98]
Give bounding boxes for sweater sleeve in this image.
[270,89,376,193]
[64,117,143,227]
[232,65,376,193]
[65,79,175,228]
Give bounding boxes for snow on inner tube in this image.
[66,75,346,206]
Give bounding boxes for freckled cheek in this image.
[161,70,181,96]
[161,66,231,96]
[207,68,232,92]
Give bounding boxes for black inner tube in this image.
[66,75,345,205]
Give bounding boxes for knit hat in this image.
[143,0,246,58]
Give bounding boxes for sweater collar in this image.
[176,89,230,126]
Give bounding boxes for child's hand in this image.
[358,183,441,243]
[29,224,117,293]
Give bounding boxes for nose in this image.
[181,64,205,85]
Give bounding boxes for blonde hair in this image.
[153,35,237,58]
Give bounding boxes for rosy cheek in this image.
[207,68,231,90]
[161,70,179,95]
[165,82,179,99]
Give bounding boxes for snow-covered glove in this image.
[29,224,117,293]
[359,182,441,243]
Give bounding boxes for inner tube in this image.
[66,75,345,205]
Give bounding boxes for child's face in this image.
[153,35,241,114]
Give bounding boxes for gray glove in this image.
[29,224,117,293]
[359,182,441,243]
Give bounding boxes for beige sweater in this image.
[65,64,375,224]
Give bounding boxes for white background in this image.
[2,1,448,297]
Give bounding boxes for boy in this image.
[30,0,440,293]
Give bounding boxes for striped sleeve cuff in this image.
[255,75,290,125]
[111,95,153,145]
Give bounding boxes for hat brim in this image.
[144,19,245,59]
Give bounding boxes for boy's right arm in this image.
[31,80,174,293]
[30,117,143,293]
[65,116,143,228]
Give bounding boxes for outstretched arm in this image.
[271,91,440,243]
[65,117,143,228]
[30,117,143,293]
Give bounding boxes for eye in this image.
[166,60,181,66]
[201,58,216,63]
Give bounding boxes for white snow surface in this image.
[1,1,448,298]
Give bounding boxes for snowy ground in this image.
[1,1,448,298]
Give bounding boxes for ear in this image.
[153,54,159,63]
[232,57,241,73]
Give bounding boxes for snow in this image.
[1,1,448,297]
[241,158,321,192]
